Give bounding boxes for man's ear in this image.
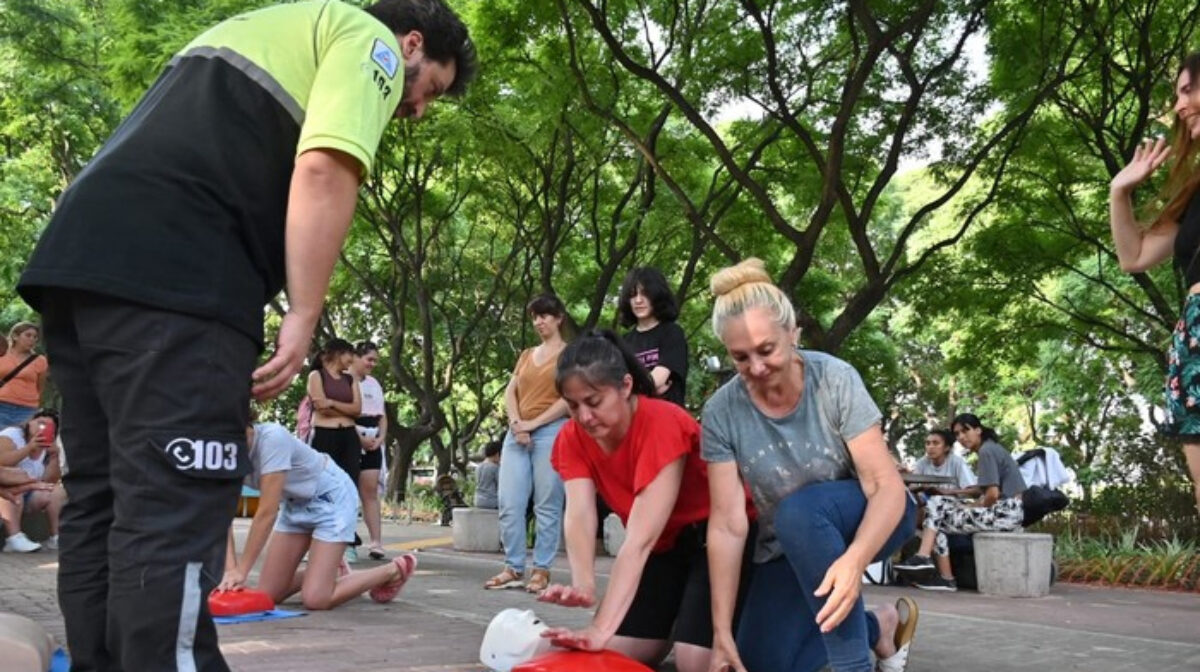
[398,31,425,61]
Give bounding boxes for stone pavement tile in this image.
[906,612,1200,671]
[6,519,1200,671]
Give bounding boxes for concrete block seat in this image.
[452,507,502,552]
[973,531,1054,597]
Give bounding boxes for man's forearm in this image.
[284,149,361,321]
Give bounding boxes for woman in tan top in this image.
[485,294,571,594]
[0,323,49,428]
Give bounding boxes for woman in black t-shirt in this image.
[1108,52,1200,513]
[618,267,689,408]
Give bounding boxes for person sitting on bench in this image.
[895,414,1027,592]
[911,428,977,496]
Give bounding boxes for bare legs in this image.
[255,532,405,610]
[358,469,383,550]
[605,637,713,672]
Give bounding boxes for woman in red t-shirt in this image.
[541,330,752,672]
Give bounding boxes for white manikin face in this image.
[479,608,553,672]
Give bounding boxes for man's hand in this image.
[252,310,316,400]
[536,583,596,608]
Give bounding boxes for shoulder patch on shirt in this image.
[371,38,399,79]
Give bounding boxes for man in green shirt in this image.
[18,1,475,669]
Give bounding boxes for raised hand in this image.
[1111,136,1171,195]
[536,583,596,608]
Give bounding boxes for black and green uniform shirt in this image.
[19,0,403,347]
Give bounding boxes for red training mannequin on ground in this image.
[208,589,275,617]
[512,650,653,672]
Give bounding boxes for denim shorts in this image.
[0,401,36,429]
[274,460,358,543]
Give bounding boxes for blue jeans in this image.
[737,480,917,672]
[498,419,566,572]
[0,401,36,429]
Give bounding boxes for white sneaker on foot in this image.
[4,532,41,553]
[43,535,59,550]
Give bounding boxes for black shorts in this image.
[615,521,755,647]
[311,426,361,484]
[356,416,382,471]
[359,446,382,471]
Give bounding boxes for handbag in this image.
[1020,484,1069,526]
[0,354,38,391]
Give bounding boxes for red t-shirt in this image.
[552,396,711,553]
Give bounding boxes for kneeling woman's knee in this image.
[301,592,335,611]
[773,480,861,539]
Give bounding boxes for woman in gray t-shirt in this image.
[703,259,918,672]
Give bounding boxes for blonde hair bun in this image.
[710,258,773,297]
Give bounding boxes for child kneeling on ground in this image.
[217,420,415,609]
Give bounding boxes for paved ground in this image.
[3,517,1199,671]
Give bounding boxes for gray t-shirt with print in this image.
[247,422,328,501]
[975,439,1026,499]
[913,453,977,490]
[701,350,882,563]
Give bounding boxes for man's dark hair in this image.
[617,267,680,327]
[365,0,477,96]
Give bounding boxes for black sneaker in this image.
[914,575,958,592]
[893,554,935,572]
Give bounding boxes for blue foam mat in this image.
[50,648,69,672]
[213,609,306,625]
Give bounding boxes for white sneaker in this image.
[4,532,41,553]
[43,535,58,550]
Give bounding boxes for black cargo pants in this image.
[41,290,254,672]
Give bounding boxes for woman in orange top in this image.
[484,294,571,594]
[0,323,49,428]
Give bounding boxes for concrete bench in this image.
[452,507,501,552]
[973,531,1053,597]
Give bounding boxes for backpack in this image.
[295,396,314,444]
[1020,484,1069,526]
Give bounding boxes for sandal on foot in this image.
[483,566,524,590]
[369,553,417,604]
[877,596,919,672]
[367,544,387,561]
[524,568,550,594]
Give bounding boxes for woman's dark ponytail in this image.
[556,329,655,397]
